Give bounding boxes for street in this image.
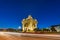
[0,32,60,40]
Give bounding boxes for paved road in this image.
[0,32,60,40]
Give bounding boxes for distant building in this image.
[51,25,60,32]
[54,25,60,32]
[22,15,38,32]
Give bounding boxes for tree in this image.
[17,29,22,32]
[7,28,16,32]
[42,28,50,32]
[50,26,57,32]
[34,28,42,32]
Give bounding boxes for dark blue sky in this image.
[0,0,60,29]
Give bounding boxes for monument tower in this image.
[22,15,38,32]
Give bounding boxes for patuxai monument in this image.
[22,15,38,32]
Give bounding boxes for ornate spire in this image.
[27,15,32,19]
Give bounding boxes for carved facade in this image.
[22,15,38,32]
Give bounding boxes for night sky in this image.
[0,0,60,29]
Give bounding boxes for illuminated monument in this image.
[22,15,38,32]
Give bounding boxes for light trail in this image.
[0,32,60,40]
